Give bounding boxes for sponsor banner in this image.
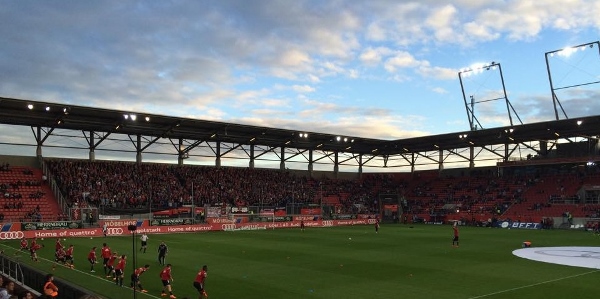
[497,221,542,230]
[301,208,321,215]
[332,214,356,220]
[150,218,194,226]
[231,206,248,213]
[153,207,204,218]
[98,215,121,220]
[274,207,286,216]
[3,219,372,239]
[22,221,82,231]
[99,220,145,228]
[260,216,293,222]
[206,218,237,224]
[0,231,25,240]
[356,214,378,219]
[294,215,321,221]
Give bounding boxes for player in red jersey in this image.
[452,222,459,247]
[101,243,112,275]
[55,238,64,252]
[193,265,208,299]
[55,247,67,265]
[114,254,127,287]
[64,245,75,269]
[30,242,43,262]
[19,238,28,252]
[130,264,150,292]
[160,264,176,298]
[88,246,97,272]
[106,251,118,279]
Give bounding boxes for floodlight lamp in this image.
[285,140,291,145]
[336,136,341,141]
[343,137,348,142]
[63,107,69,114]
[45,106,50,111]
[130,114,137,121]
[27,104,33,110]
[123,114,129,120]
[468,141,474,145]
[350,139,354,143]
[145,116,150,122]
[249,137,256,142]
[576,120,583,126]
[210,133,216,138]
[345,146,351,150]
[316,143,323,148]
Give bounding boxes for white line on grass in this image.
[466,269,599,299]
[0,243,162,299]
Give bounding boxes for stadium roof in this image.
[0,96,599,165]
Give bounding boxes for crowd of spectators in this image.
[36,158,600,222]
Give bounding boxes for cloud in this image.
[291,85,316,93]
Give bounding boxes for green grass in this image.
[3,225,600,299]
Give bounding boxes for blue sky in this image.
[1,0,600,143]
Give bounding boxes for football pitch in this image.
[3,225,599,299]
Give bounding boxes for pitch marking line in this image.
[467,269,598,299]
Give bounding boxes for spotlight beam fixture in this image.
[458,61,523,131]
[545,40,600,120]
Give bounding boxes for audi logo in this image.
[367,219,377,224]
[105,228,124,235]
[322,221,334,227]
[221,224,236,231]
[0,231,25,240]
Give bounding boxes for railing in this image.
[0,252,25,285]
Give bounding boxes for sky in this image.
[1,0,600,158]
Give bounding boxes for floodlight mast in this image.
[458,62,523,131]
[545,41,600,120]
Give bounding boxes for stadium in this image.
[1,4,600,298]
[1,42,600,297]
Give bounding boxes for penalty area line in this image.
[466,269,599,299]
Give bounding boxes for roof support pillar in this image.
[35,126,43,157]
[308,150,313,177]
[438,150,444,172]
[215,141,221,168]
[469,146,475,169]
[249,144,255,169]
[135,134,142,164]
[333,152,339,178]
[279,147,285,170]
[358,154,363,177]
[89,132,95,161]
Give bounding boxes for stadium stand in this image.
[0,164,60,222]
